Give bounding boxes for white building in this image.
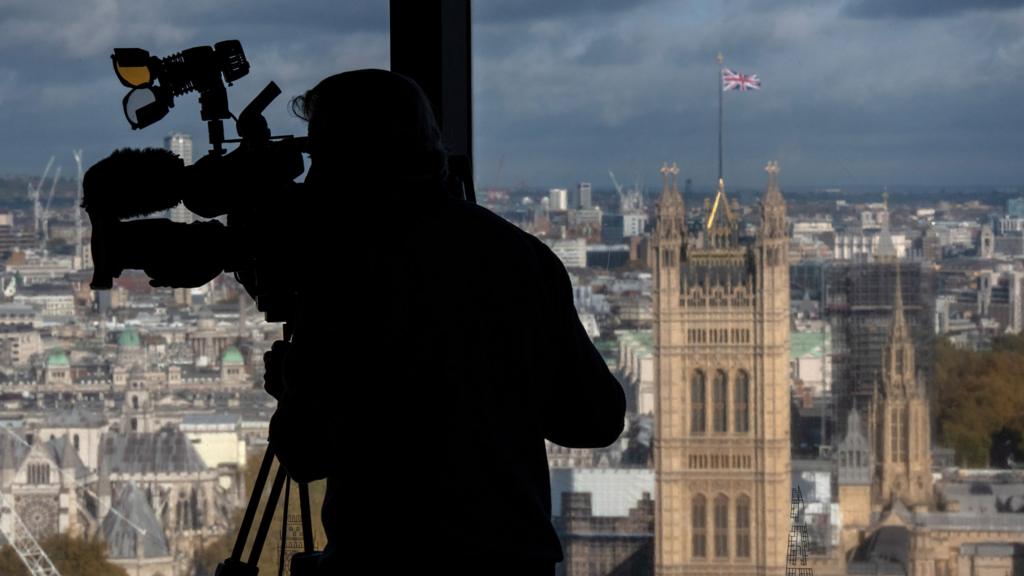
[622,213,647,238]
[616,330,655,415]
[164,132,193,165]
[834,232,907,260]
[179,413,247,473]
[549,468,654,517]
[165,132,194,224]
[546,238,586,269]
[577,182,592,209]
[548,188,568,212]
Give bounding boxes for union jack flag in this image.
[722,68,761,91]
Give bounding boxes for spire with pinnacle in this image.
[759,161,786,240]
[883,258,916,394]
[655,161,685,241]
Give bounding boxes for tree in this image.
[934,335,1024,467]
[0,534,129,576]
[194,451,328,576]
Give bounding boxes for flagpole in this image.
[717,52,724,184]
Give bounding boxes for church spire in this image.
[655,161,685,242]
[758,161,786,241]
[659,161,682,203]
[883,255,916,395]
[706,177,735,231]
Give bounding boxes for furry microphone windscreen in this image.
[82,147,187,220]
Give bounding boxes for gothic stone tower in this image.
[654,163,790,576]
[869,264,933,511]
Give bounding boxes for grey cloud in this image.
[844,0,1024,19]
[474,0,664,24]
[1,0,1022,189]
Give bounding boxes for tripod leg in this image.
[231,443,275,562]
[299,481,314,552]
[278,477,290,576]
[248,464,287,566]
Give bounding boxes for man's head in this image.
[292,69,448,185]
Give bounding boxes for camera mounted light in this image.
[122,86,170,130]
[112,48,155,88]
[110,41,250,143]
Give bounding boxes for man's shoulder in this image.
[444,198,556,260]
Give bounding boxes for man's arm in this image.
[267,304,336,483]
[535,241,626,448]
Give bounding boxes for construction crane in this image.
[39,165,61,245]
[608,170,625,210]
[73,150,84,268]
[0,490,61,575]
[0,425,161,576]
[27,157,54,238]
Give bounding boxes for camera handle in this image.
[214,442,320,576]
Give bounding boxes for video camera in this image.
[87,41,322,575]
[84,40,307,322]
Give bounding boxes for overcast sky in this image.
[1,0,1022,190]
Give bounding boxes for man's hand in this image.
[112,218,228,288]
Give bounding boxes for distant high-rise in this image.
[164,133,193,166]
[577,182,592,210]
[549,188,568,212]
[164,133,193,224]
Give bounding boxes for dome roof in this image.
[222,346,244,365]
[118,327,141,348]
[46,349,69,367]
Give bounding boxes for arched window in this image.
[890,410,900,462]
[713,371,728,432]
[132,395,139,410]
[691,371,706,433]
[73,434,79,451]
[28,463,49,485]
[900,408,909,463]
[736,495,751,558]
[734,371,750,433]
[714,494,729,558]
[692,494,707,558]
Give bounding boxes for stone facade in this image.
[869,263,933,511]
[652,163,791,575]
[555,491,655,576]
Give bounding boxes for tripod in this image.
[215,443,321,576]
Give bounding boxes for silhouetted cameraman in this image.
[263,69,626,576]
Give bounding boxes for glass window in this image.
[692,494,707,558]
[714,494,729,558]
[736,495,751,558]
[713,370,728,432]
[734,371,750,433]
[691,371,706,433]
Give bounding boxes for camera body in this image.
[89,40,309,323]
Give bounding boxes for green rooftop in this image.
[791,331,828,359]
[46,349,69,367]
[222,346,244,365]
[118,327,141,349]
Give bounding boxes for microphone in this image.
[82,147,187,220]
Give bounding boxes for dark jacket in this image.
[270,192,626,574]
